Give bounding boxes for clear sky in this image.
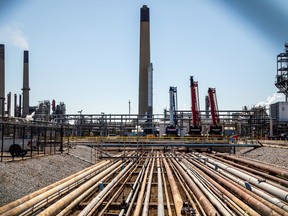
[0,0,287,115]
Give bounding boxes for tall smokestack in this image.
[22,50,30,117]
[138,5,151,116]
[0,44,5,116]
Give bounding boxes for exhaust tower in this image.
[138,5,151,116]
[22,50,30,117]
[0,44,5,116]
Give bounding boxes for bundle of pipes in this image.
[0,152,132,216]
[1,151,288,215]
[182,152,288,215]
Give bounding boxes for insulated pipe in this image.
[157,153,164,216]
[103,160,141,216]
[189,154,284,216]
[162,156,183,216]
[79,161,134,216]
[209,154,288,188]
[160,156,172,216]
[0,159,111,215]
[37,160,123,216]
[124,158,149,216]
[57,161,125,216]
[200,155,288,202]
[170,157,219,216]
[194,154,288,214]
[180,154,260,216]
[168,158,203,215]
[178,159,235,215]
[133,157,152,216]
[86,161,137,216]
[119,158,149,216]
[217,154,288,179]
[142,157,155,216]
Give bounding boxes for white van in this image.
[0,137,38,156]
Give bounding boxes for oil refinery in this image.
[0,5,288,216]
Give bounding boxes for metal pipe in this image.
[217,154,288,179]
[170,156,219,216]
[120,158,149,216]
[57,161,127,216]
[200,155,288,202]
[162,156,183,216]
[0,159,108,213]
[157,153,164,216]
[79,161,134,216]
[189,153,284,216]
[142,156,155,216]
[209,154,288,188]
[194,154,288,214]
[180,154,260,216]
[133,156,152,216]
[160,155,173,216]
[37,160,123,216]
[178,159,235,215]
[101,160,140,216]
[168,158,203,215]
[0,160,112,216]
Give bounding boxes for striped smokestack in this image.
[0,44,5,116]
[22,50,30,117]
[138,5,151,116]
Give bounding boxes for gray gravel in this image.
[236,146,288,169]
[0,146,92,207]
[0,145,287,208]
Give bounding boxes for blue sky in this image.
[0,0,287,115]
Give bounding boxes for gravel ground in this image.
[0,146,92,207]
[0,145,287,207]
[235,146,288,169]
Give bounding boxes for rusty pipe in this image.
[209,154,288,188]
[142,156,155,216]
[1,159,113,216]
[37,160,123,216]
[133,156,152,216]
[163,155,183,216]
[160,154,173,216]
[157,153,164,216]
[217,154,288,179]
[121,158,149,216]
[180,153,260,216]
[198,154,288,202]
[79,161,134,216]
[57,160,130,216]
[178,159,236,215]
[189,153,284,216]
[169,156,219,216]
[0,159,108,214]
[203,157,288,212]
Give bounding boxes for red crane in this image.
[189,76,202,135]
[208,87,222,134]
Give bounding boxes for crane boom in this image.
[190,76,201,126]
[208,87,222,135]
[189,76,202,136]
[165,86,178,136]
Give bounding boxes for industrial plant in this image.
[0,5,288,216]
